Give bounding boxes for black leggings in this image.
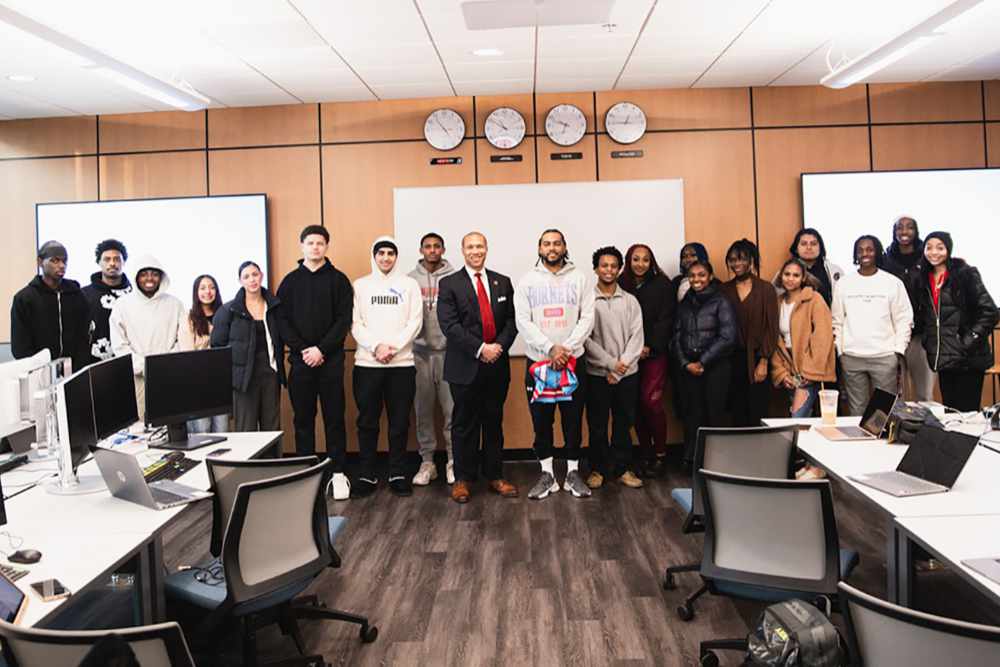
[938,369,985,412]
[680,357,732,461]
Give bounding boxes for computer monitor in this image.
[145,348,231,450]
[54,368,97,472]
[89,354,139,440]
[0,349,50,423]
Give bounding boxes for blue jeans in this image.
[790,382,820,418]
[187,413,229,433]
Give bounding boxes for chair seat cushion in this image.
[671,488,693,514]
[711,549,860,603]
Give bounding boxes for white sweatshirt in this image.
[514,261,596,362]
[351,236,424,368]
[831,269,913,358]
[109,254,185,376]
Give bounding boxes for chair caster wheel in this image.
[677,603,694,622]
[663,571,676,590]
[699,650,719,667]
[360,624,378,643]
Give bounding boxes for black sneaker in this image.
[388,476,413,497]
[351,477,378,498]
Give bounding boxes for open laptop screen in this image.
[859,388,898,437]
[897,426,978,488]
[0,570,26,624]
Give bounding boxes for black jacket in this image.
[883,247,922,313]
[10,276,91,371]
[915,259,998,372]
[437,268,516,385]
[671,283,738,368]
[81,271,132,364]
[620,272,675,357]
[211,288,286,391]
[276,259,353,368]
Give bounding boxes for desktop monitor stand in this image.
[153,423,227,451]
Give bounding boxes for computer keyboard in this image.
[1,563,29,582]
[143,455,200,483]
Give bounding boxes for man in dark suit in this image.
[437,231,518,503]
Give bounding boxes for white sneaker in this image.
[412,461,438,486]
[446,460,455,485]
[328,473,350,501]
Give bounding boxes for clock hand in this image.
[435,117,451,136]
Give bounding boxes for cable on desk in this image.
[0,531,24,559]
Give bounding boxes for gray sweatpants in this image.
[840,353,900,416]
[902,337,936,402]
[414,350,453,463]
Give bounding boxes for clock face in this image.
[484,107,526,150]
[544,104,587,147]
[423,108,466,151]
[604,101,647,145]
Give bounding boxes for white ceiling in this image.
[0,0,998,119]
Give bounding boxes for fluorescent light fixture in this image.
[6,74,36,82]
[821,0,986,89]
[0,5,210,111]
[472,47,504,57]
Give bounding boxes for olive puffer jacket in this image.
[671,282,738,368]
[915,259,998,372]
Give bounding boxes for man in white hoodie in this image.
[832,235,913,416]
[408,232,457,486]
[515,229,596,500]
[351,236,423,498]
[109,254,185,420]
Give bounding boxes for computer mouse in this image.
[165,451,185,463]
[9,549,42,564]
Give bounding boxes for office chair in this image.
[839,582,1000,666]
[0,618,195,667]
[665,426,798,620]
[693,470,859,667]
[165,460,377,667]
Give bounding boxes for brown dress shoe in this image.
[452,480,470,503]
[489,479,519,498]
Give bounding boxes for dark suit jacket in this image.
[437,268,516,385]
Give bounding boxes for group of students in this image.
[10,215,998,503]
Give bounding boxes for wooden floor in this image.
[157,454,1000,667]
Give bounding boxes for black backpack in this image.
[747,599,845,666]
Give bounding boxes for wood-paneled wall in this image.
[2,81,997,450]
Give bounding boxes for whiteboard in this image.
[394,179,685,355]
[802,169,1000,297]
[36,195,269,308]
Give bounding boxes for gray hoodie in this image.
[514,261,596,362]
[408,258,456,353]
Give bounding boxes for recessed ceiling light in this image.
[472,48,504,57]
[6,74,35,82]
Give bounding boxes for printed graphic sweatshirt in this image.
[515,261,595,362]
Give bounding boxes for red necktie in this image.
[475,272,496,343]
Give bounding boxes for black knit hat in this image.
[38,241,67,260]
[373,239,398,256]
[924,231,953,257]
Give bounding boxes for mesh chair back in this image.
[700,470,840,595]
[0,619,194,667]
[221,459,332,605]
[692,426,798,517]
[207,455,318,557]
[839,582,1000,666]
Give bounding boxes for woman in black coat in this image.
[672,260,738,464]
[211,261,286,431]
[916,232,998,412]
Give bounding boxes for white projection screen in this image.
[802,169,1000,297]
[36,194,269,307]
[394,179,685,355]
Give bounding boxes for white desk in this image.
[895,515,1000,607]
[763,417,1000,605]
[3,431,282,628]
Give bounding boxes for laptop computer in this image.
[849,425,979,497]
[0,569,27,625]
[94,447,211,510]
[815,388,899,441]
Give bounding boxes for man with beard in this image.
[515,229,595,500]
[82,239,132,364]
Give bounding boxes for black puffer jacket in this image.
[671,283,738,368]
[211,288,286,392]
[915,259,998,372]
[620,272,675,357]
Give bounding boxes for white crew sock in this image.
[540,457,554,476]
[566,459,579,473]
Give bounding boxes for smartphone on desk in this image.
[30,579,70,602]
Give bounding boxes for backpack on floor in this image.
[746,599,845,667]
